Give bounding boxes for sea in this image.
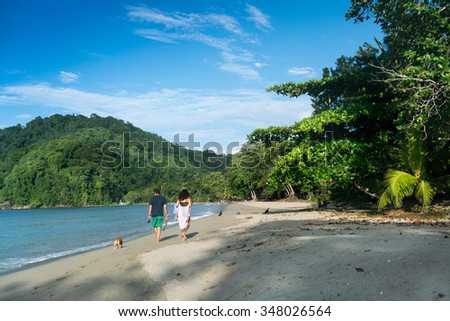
[0,203,220,275]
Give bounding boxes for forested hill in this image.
[0,114,229,208]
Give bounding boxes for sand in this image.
[0,201,449,301]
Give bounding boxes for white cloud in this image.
[135,29,178,43]
[206,14,245,36]
[127,6,192,29]
[135,28,232,50]
[6,69,24,75]
[219,63,260,80]
[287,67,317,79]
[0,83,312,147]
[186,32,231,51]
[127,6,246,36]
[254,62,266,68]
[222,48,255,64]
[59,71,80,84]
[15,113,32,119]
[245,4,273,32]
[127,5,265,81]
[219,49,261,79]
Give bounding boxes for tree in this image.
[225,142,280,200]
[266,43,399,201]
[347,0,450,137]
[347,0,450,206]
[261,0,449,205]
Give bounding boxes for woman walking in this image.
[175,189,192,241]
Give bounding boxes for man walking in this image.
[148,189,169,243]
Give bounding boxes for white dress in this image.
[176,203,190,230]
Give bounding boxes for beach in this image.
[0,201,449,301]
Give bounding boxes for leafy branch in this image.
[370,62,449,134]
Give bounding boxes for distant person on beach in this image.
[174,189,192,241]
[148,189,169,243]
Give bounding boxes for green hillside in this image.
[0,114,229,208]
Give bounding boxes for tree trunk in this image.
[285,183,295,197]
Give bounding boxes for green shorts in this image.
[151,216,164,228]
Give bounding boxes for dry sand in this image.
[0,201,449,301]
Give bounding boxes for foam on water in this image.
[0,203,219,274]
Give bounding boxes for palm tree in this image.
[378,132,436,210]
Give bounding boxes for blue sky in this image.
[0,0,382,152]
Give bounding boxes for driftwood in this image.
[353,182,379,199]
[285,183,295,197]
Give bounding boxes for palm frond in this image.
[415,180,436,206]
[407,132,427,178]
[379,170,418,209]
[378,189,393,211]
[385,170,418,206]
[378,132,436,211]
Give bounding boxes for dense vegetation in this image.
[227,0,449,208]
[1,0,449,210]
[0,114,230,207]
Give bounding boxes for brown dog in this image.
[113,236,123,249]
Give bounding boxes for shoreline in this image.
[0,204,220,278]
[0,201,449,301]
[0,200,225,211]
[0,202,242,300]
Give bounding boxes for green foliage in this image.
[0,114,229,207]
[247,126,297,145]
[292,108,354,134]
[251,0,450,205]
[267,140,362,200]
[262,49,399,201]
[225,143,277,200]
[347,0,450,136]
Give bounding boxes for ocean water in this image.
[0,203,219,275]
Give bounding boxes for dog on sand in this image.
[113,236,123,249]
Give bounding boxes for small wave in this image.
[0,206,219,274]
[0,241,111,274]
[192,212,215,221]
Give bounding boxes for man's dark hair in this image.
[154,189,160,194]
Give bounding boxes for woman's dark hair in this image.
[178,189,190,200]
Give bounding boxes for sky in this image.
[0,0,383,153]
